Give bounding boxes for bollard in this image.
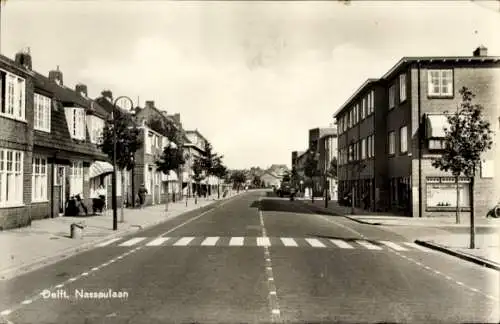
[70,223,85,239]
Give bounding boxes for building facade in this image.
[335,46,500,219]
[0,50,116,229]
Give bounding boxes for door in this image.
[57,166,66,215]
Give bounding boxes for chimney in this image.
[101,90,113,102]
[14,47,32,70]
[473,45,488,57]
[48,66,63,85]
[145,100,155,109]
[75,83,88,97]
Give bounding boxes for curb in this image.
[296,200,342,216]
[0,194,240,281]
[343,215,382,225]
[414,240,500,271]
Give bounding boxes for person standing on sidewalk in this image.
[138,184,148,208]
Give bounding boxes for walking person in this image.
[138,184,148,208]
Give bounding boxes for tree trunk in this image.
[470,175,476,249]
[311,178,314,203]
[351,185,355,215]
[217,179,220,200]
[165,174,169,211]
[455,175,460,224]
[324,176,328,208]
[120,170,125,223]
[195,182,198,204]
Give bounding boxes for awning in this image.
[88,161,114,179]
[426,114,450,138]
[161,170,179,182]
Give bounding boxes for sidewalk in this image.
[0,192,240,280]
[298,199,500,270]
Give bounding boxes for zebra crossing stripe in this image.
[257,237,271,246]
[201,237,220,246]
[119,237,147,246]
[305,238,326,248]
[330,239,355,249]
[146,237,171,246]
[380,241,408,251]
[97,238,122,247]
[355,240,383,250]
[229,237,244,246]
[173,237,195,246]
[281,238,298,247]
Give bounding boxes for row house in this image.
[183,129,218,196]
[308,127,337,197]
[133,100,184,206]
[0,50,115,229]
[334,46,500,219]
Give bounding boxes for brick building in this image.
[0,50,114,229]
[308,127,337,197]
[335,46,500,219]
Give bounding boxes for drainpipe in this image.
[417,62,423,218]
[50,151,57,218]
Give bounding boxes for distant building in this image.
[334,46,500,218]
[260,171,281,188]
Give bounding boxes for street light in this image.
[111,95,134,231]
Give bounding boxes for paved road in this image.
[0,190,498,323]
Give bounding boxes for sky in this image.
[2,0,500,169]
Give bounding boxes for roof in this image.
[185,129,208,143]
[382,55,500,81]
[32,72,108,119]
[333,55,500,118]
[333,78,380,118]
[31,72,106,159]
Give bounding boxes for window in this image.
[32,157,48,202]
[69,161,84,196]
[65,108,85,140]
[361,98,366,119]
[34,93,51,132]
[343,115,348,131]
[145,132,153,154]
[0,70,26,121]
[428,70,453,97]
[369,90,374,114]
[400,126,408,153]
[347,109,352,128]
[0,149,24,206]
[429,139,446,150]
[354,104,359,124]
[361,138,366,160]
[348,145,353,162]
[389,84,396,109]
[426,177,470,208]
[399,74,407,102]
[367,135,374,158]
[88,116,105,144]
[388,131,396,155]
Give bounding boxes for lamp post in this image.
[111,96,134,230]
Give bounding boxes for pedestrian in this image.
[75,193,88,216]
[138,184,148,208]
[95,184,106,214]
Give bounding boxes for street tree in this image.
[212,156,228,199]
[148,116,186,201]
[304,151,319,203]
[431,87,493,248]
[323,156,338,208]
[100,109,142,216]
[192,157,205,204]
[155,140,185,210]
[252,175,262,188]
[230,170,246,192]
